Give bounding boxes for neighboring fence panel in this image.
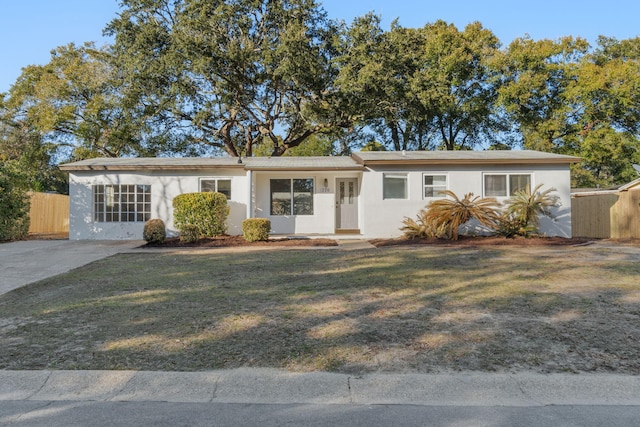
[572,189,640,239]
[28,192,70,235]
[571,193,616,238]
[612,189,640,239]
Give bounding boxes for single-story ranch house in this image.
[59,150,580,240]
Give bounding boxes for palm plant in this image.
[401,209,448,239]
[503,184,559,232]
[424,191,501,240]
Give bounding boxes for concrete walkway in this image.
[336,239,377,250]
[0,240,143,296]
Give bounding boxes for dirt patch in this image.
[370,236,593,248]
[144,234,338,248]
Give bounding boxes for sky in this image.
[1,0,639,94]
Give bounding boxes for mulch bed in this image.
[145,234,596,249]
[144,235,339,248]
[370,235,594,248]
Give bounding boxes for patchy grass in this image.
[1,244,640,374]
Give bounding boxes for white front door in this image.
[336,178,359,231]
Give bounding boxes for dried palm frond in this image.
[424,191,501,240]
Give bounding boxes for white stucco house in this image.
[59,150,580,240]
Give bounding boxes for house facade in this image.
[59,150,580,240]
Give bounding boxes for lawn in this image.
[1,243,640,374]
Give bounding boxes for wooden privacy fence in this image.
[572,186,640,239]
[28,192,69,236]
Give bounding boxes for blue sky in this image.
[1,0,639,94]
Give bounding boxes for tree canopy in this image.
[104,0,351,157]
[2,1,640,187]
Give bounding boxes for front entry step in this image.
[337,239,376,250]
[335,229,361,235]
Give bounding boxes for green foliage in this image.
[5,44,140,160]
[179,224,200,243]
[496,36,589,153]
[143,218,166,243]
[360,141,387,151]
[424,191,501,240]
[497,35,640,186]
[253,134,336,157]
[173,192,229,238]
[0,163,30,241]
[336,17,504,151]
[242,218,271,242]
[0,114,67,194]
[106,0,347,157]
[2,1,638,185]
[494,215,536,238]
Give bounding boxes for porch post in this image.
[247,170,253,219]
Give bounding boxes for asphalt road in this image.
[3,401,640,427]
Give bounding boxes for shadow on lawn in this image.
[1,245,640,374]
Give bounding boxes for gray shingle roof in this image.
[243,156,362,170]
[352,150,581,164]
[59,156,363,171]
[59,150,580,171]
[58,157,243,171]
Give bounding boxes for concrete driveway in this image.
[0,240,143,296]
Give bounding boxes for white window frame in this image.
[423,173,448,199]
[93,184,151,223]
[270,178,315,216]
[199,177,232,200]
[483,173,532,197]
[383,173,408,200]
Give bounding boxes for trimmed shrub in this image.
[179,224,200,243]
[0,164,30,242]
[143,218,166,243]
[173,192,229,237]
[242,218,271,242]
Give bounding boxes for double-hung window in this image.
[484,174,531,197]
[200,178,231,199]
[383,173,408,199]
[93,184,151,222]
[270,178,314,215]
[423,174,447,198]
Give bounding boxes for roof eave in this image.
[59,164,246,171]
[357,158,581,166]
[246,166,365,171]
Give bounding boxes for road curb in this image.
[2,369,640,406]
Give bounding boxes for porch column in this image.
[247,170,253,219]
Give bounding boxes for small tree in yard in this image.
[498,184,560,237]
[422,191,501,240]
[0,163,30,241]
[173,192,229,238]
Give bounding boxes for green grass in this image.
[1,245,640,374]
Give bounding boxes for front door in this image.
[336,178,359,232]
